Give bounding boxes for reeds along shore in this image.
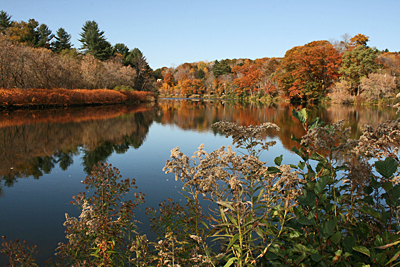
[0,88,157,108]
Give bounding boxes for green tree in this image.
[112,43,129,57]
[339,45,379,95]
[0,10,12,34]
[213,59,231,78]
[126,48,155,91]
[51,27,72,53]
[78,20,112,61]
[36,23,53,48]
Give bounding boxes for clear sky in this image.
[2,0,400,70]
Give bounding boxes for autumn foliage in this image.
[1,26,398,103]
[0,35,142,91]
[276,41,342,101]
[0,88,156,108]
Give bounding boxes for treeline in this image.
[157,34,400,103]
[0,11,158,91]
[2,9,400,103]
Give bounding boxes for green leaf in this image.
[343,236,357,252]
[294,253,306,265]
[292,108,308,124]
[298,161,305,170]
[361,206,382,221]
[382,181,394,191]
[305,181,316,191]
[374,235,385,247]
[311,253,322,262]
[217,201,235,211]
[298,190,317,208]
[362,196,374,205]
[310,152,324,161]
[274,155,283,166]
[330,231,342,244]
[363,186,373,195]
[289,230,302,239]
[386,249,400,265]
[353,246,371,257]
[371,177,380,189]
[309,117,323,130]
[315,176,330,195]
[224,257,237,267]
[293,243,318,254]
[297,215,316,226]
[375,157,398,179]
[376,239,400,249]
[227,234,240,249]
[290,164,299,169]
[321,217,338,239]
[266,166,281,174]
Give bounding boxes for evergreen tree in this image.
[126,48,155,91]
[52,27,72,53]
[213,59,231,78]
[113,43,129,58]
[339,45,379,95]
[36,23,54,48]
[0,10,12,34]
[79,20,112,61]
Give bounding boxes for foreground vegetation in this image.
[2,108,400,266]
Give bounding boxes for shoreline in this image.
[0,88,157,110]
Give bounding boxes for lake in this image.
[0,99,398,265]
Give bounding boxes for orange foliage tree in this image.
[232,63,263,97]
[276,40,341,101]
[349,33,369,48]
[180,79,205,96]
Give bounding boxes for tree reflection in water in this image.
[0,100,398,195]
[0,104,158,194]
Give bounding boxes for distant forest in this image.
[1,10,399,103]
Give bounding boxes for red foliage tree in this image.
[276,40,342,101]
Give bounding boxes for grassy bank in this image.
[0,88,157,109]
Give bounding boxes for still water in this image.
[0,99,398,265]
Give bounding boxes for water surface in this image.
[0,99,398,265]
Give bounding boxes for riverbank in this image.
[0,88,157,109]
[160,92,400,107]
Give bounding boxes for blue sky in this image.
[2,0,400,70]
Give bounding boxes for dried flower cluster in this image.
[354,118,400,160]
[212,121,280,153]
[301,120,358,161]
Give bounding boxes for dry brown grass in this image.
[0,88,157,108]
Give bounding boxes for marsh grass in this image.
[0,88,156,108]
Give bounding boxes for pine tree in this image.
[0,10,12,34]
[52,27,72,53]
[126,48,155,91]
[36,23,54,48]
[79,20,112,61]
